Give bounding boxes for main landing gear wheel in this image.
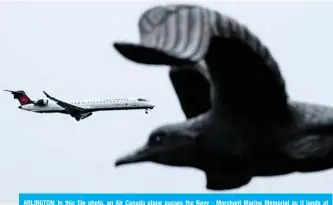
[145,109,148,114]
[75,116,81,121]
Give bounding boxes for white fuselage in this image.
[19,98,155,113]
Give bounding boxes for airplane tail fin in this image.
[4,90,33,105]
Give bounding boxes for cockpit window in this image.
[138,98,147,102]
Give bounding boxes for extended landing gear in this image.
[70,113,81,121]
[145,109,148,114]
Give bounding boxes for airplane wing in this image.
[43,91,87,113]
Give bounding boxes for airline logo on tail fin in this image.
[18,94,31,105]
[4,90,33,105]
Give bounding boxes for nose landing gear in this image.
[145,109,148,114]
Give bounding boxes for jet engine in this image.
[35,99,48,106]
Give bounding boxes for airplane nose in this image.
[18,105,22,109]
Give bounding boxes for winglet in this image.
[43,91,51,98]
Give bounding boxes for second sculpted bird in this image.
[113,4,333,190]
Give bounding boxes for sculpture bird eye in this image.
[155,135,162,143]
[149,132,165,145]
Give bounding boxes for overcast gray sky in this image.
[0,1,333,203]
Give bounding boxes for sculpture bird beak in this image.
[115,145,152,166]
[115,138,194,167]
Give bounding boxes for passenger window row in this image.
[71,100,133,105]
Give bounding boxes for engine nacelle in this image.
[35,99,48,106]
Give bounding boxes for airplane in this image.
[4,89,155,121]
